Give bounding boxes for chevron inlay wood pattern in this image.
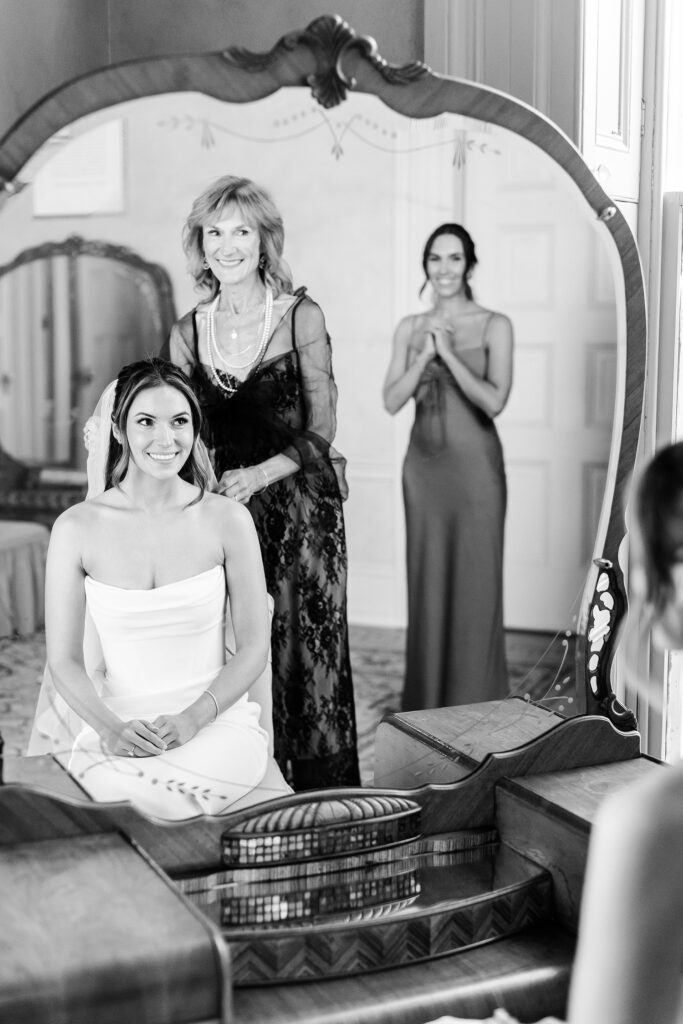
[187,842,553,984]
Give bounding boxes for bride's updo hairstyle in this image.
[106,357,210,499]
[182,175,293,300]
[419,222,478,300]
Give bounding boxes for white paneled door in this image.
[463,132,618,631]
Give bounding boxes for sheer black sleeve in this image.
[168,313,197,376]
[288,297,348,499]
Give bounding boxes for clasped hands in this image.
[104,710,200,758]
[420,319,456,362]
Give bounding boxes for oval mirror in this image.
[0,17,645,820]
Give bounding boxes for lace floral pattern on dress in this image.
[173,292,360,790]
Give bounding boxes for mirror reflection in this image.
[384,221,513,712]
[0,86,619,804]
[0,236,176,472]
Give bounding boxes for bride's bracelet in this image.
[205,688,220,722]
[253,465,270,495]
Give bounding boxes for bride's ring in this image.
[130,745,136,757]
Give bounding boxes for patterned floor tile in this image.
[0,626,575,782]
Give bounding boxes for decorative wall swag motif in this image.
[158,108,501,165]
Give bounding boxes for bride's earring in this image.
[202,256,210,269]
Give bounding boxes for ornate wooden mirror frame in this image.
[0,235,176,464]
[0,235,176,333]
[0,14,645,785]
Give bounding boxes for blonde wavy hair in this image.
[182,175,293,299]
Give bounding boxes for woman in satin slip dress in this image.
[169,176,359,791]
[383,223,514,712]
[425,443,683,1024]
[43,357,288,820]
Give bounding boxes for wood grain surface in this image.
[375,699,562,788]
[496,757,664,928]
[230,921,574,1023]
[1,713,641,875]
[0,831,229,1023]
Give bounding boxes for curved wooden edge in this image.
[0,16,353,179]
[230,922,573,1023]
[418,714,640,833]
[128,832,233,1019]
[0,714,639,850]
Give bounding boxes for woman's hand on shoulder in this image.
[217,466,267,504]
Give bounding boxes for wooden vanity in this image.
[0,11,651,1024]
[0,704,657,1023]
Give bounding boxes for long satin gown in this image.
[401,312,509,711]
[59,566,272,820]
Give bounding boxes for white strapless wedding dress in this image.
[52,565,271,820]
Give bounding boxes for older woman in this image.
[169,175,359,791]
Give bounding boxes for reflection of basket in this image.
[221,869,421,927]
[221,794,421,866]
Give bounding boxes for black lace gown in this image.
[170,291,360,790]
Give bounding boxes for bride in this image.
[39,356,289,820]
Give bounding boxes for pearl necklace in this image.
[206,287,273,395]
[224,299,255,351]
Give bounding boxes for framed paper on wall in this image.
[32,120,125,217]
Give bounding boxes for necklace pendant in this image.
[207,285,273,395]
[230,329,238,341]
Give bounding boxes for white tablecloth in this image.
[0,521,49,637]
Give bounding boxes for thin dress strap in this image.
[191,309,200,362]
[482,310,497,378]
[289,287,309,352]
[194,288,308,382]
